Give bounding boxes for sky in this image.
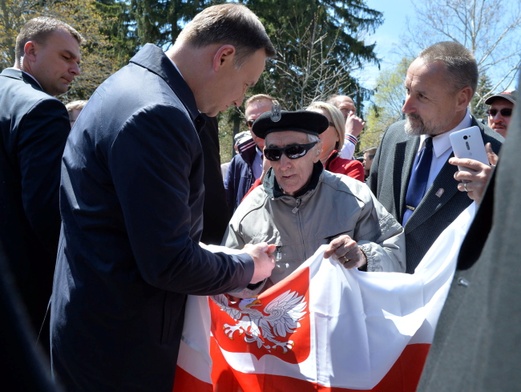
[353,0,412,91]
[354,0,519,94]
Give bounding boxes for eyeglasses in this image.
[246,119,255,128]
[487,108,512,117]
[264,142,318,161]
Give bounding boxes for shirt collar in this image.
[168,58,184,79]
[15,69,44,91]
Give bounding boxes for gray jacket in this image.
[222,164,406,289]
[367,117,503,272]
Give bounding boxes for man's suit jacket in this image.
[50,44,254,392]
[0,68,70,344]
[368,117,503,272]
[418,73,521,391]
[199,115,232,245]
[0,243,62,392]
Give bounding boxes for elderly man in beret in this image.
[221,109,406,295]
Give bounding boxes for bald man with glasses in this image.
[221,110,405,297]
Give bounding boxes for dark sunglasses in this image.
[264,141,318,161]
[246,119,255,127]
[487,108,512,117]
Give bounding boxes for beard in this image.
[405,113,447,136]
[404,113,428,136]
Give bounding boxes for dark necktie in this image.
[403,137,433,225]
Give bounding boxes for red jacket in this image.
[325,150,365,181]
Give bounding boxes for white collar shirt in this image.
[418,108,473,191]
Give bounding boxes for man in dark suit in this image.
[199,115,232,245]
[0,243,62,392]
[417,70,521,391]
[0,17,83,353]
[50,4,277,391]
[368,41,503,273]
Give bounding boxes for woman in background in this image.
[306,101,364,181]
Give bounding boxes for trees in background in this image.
[0,0,383,161]
[400,0,521,105]
[252,0,382,110]
[0,0,136,100]
[362,58,409,151]
[362,0,520,149]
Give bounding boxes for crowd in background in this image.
[0,4,519,392]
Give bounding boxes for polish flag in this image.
[173,204,476,392]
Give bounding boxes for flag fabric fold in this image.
[173,203,476,391]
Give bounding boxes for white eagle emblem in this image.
[213,290,307,353]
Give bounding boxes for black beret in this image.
[251,110,329,139]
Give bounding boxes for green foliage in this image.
[247,0,382,111]
[472,73,494,123]
[0,0,34,70]
[53,0,133,102]
[129,0,216,49]
[0,0,136,103]
[362,57,411,151]
[0,0,386,163]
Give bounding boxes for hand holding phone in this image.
[449,126,489,171]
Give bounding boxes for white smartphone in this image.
[449,126,489,171]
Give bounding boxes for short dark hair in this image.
[15,17,84,66]
[419,41,478,95]
[177,3,276,67]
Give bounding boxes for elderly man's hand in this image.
[323,235,367,269]
[244,243,277,284]
[449,143,497,204]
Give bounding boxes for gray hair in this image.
[307,133,320,143]
[418,41,478,95]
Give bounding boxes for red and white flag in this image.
[173,204,476,392]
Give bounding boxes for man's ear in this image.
[456,86,473,111]
[212,44,236,71]
[23,41,37,61]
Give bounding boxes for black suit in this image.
[50,44,255,391]
[199,115,232,245]
[0,243,62,391]
[418,74,521,390]
[368,117,503,272]
[0,68,70,351]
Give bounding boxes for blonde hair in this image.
[65,99,87,113]
[245,93,278,109]
[306,101,345,151]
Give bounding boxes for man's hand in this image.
[449,143,497,204]
[244,242,276,284]
[345,111,365,138]
[485,142,499,166]
[323,235,367,269]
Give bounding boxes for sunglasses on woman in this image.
[264,141,318,161]
[487,108,512,117]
